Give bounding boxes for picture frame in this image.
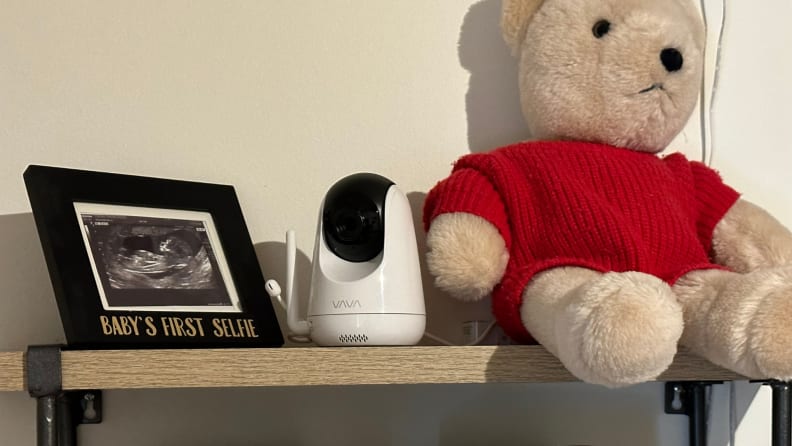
[24,165,284,349]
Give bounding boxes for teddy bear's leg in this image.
[521,267,684,387]
[674,267,792,380]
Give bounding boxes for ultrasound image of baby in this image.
[106,226,218,290]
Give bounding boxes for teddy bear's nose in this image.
[660,48,684,72]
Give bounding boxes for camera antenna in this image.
[285,229,310,336]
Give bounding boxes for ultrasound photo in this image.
[75,204,241,312]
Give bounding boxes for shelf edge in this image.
[0,351,25,392]
[58,346,745,390]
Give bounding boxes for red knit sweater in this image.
[423,141,740,343]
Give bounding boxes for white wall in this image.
[708,0,792,443]
[0,1,788,444]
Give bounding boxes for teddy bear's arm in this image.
[423,168,512,246]
[711,199,792,273]
[684,161,792,272]
[426,213,510,301]
[424,168,511,301]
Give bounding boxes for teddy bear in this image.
[423,0,792,387]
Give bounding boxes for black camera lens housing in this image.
[322,173,393,262]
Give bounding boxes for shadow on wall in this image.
[406,191,493,346]
[460,0,531,154]
[437,382,665,445]
[415,0,531,344]
[0,213,65,350]
[480,347,760,445]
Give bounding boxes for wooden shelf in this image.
[0,346,745,392]
[0,351,25,392]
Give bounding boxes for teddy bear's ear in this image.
[501,0,545,56]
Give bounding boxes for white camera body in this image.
[283,173,426,346]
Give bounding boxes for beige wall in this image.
[1,1,788,444]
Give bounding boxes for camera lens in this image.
[322,173,393,262]
[332,209,365,244]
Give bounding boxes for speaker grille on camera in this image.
[338,333,369,344]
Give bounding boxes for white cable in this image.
[700,0,727,167]
[265,280,288,311]
[265,279,312,343]
[708,0,726,167]
[423,320,498,347]
[287,335,313,343]
[422,331,456,346]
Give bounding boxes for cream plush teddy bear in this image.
[423,0,792,387]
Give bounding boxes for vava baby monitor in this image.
[275,173,426,346]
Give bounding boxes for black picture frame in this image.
[24,165,284,349]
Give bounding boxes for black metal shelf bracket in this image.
[26,345,102,446]
[665,381,721,446]
[763,381,792,446]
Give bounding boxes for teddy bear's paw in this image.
[675,267,792,379]
[747,268,792,380]
[556,272,683,387]
[426,213,509,302]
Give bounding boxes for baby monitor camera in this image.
[278,173,426,346]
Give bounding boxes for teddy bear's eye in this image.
[592,20,611,38]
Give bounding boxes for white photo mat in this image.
[73,202,242,313]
